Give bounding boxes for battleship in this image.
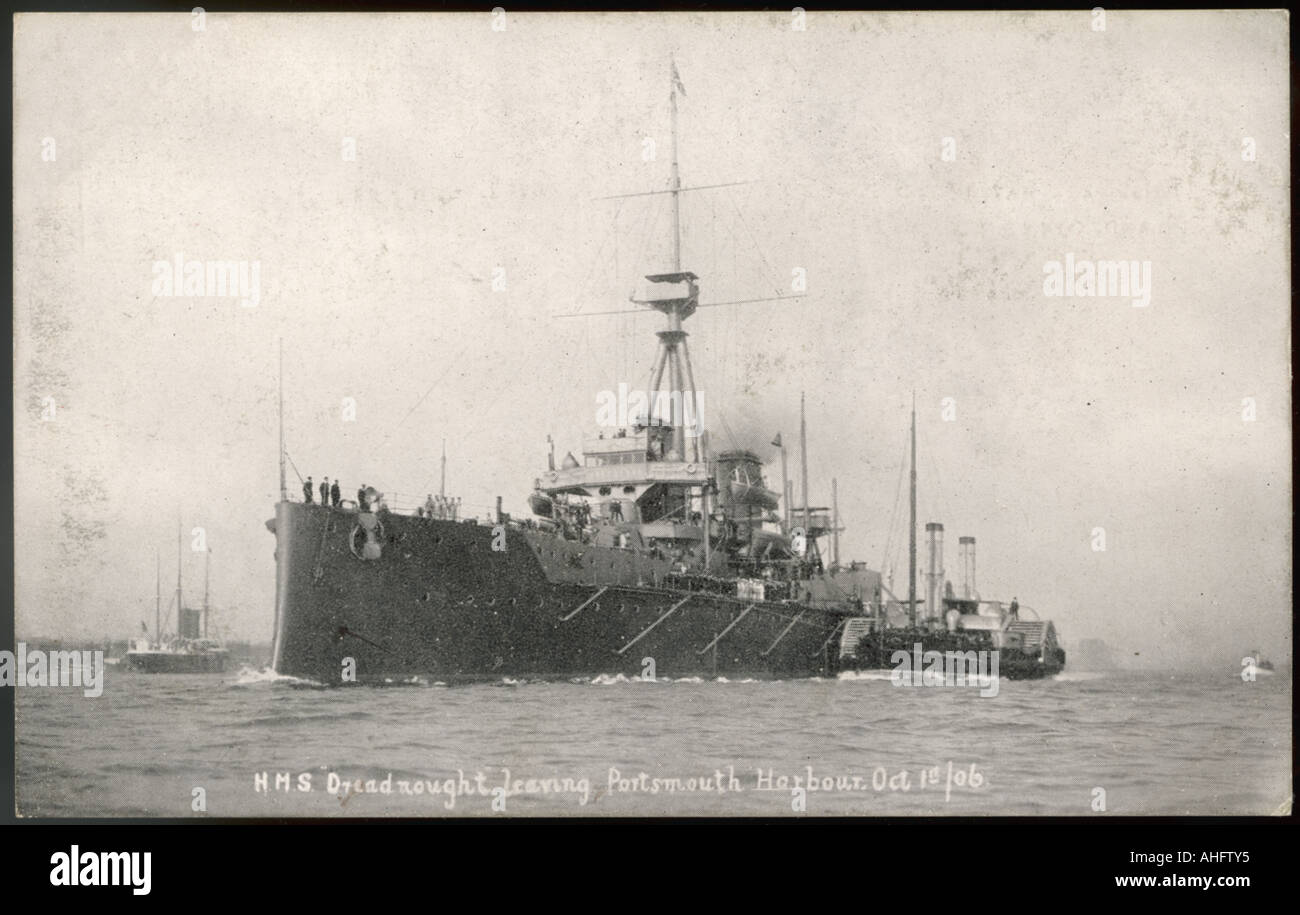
[268,65,1065,686]
[124,526,229,674]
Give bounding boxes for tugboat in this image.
[846,401,1066,680]
[267,63,1065,685]
[125,526,229,674]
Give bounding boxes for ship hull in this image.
[123,650,229,674]
[271,502,851,685]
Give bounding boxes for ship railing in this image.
[786,511,832,531]
[356,491,504,524]
[541,460,709,489]
[1015,604,1042,621]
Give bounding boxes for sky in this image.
[12,10,1291,670]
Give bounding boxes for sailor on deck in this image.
[303,476,314,503]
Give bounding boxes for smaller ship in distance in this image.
[1244,648,1274,676]
[124,523,229,674]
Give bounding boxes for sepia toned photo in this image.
[10,9,1291,820]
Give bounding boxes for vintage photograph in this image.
[10,9,1291,818]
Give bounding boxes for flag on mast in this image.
[771,432,782,448]
[671,61,686,97]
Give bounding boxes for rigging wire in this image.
[919,421,953,536]
[624,177,669,283]
[684,108,790,299]
[376,361,460,450]
[724,187,789,300]
[714,408,743,454]
[614,200,624,382]
[879,424,908,578]
[285,451,305,485]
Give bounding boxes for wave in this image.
[244,709,375,727]
[230,666,326,688]
[589,673,661,685]
[568,673,759,686]
[378,676,445,687]
[233,666,451,689]
[1050,671,1110,682]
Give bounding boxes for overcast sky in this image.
[13,10,1290,669]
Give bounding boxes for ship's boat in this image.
[729,467,780,510]
[266,64,1066,686]
[528,491,554,518]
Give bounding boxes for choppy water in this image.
[15,666,1291,817]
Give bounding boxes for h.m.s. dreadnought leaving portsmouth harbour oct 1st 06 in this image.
[266,65,1066,686]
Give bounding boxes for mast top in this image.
[668,59,684,274]
[633,272,699,322]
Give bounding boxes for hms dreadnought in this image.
[267,66,1065,685]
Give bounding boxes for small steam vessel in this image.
[847,402,1065,679]
[1244,649,1275,676]
[125,524,229,674]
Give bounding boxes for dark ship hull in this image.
[123,650,229,674]
[270,503,850,685]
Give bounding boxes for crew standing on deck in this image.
[357,484,369,511]
[303,476,314,503]
[320,476,330,506]
[331,479,341,508]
